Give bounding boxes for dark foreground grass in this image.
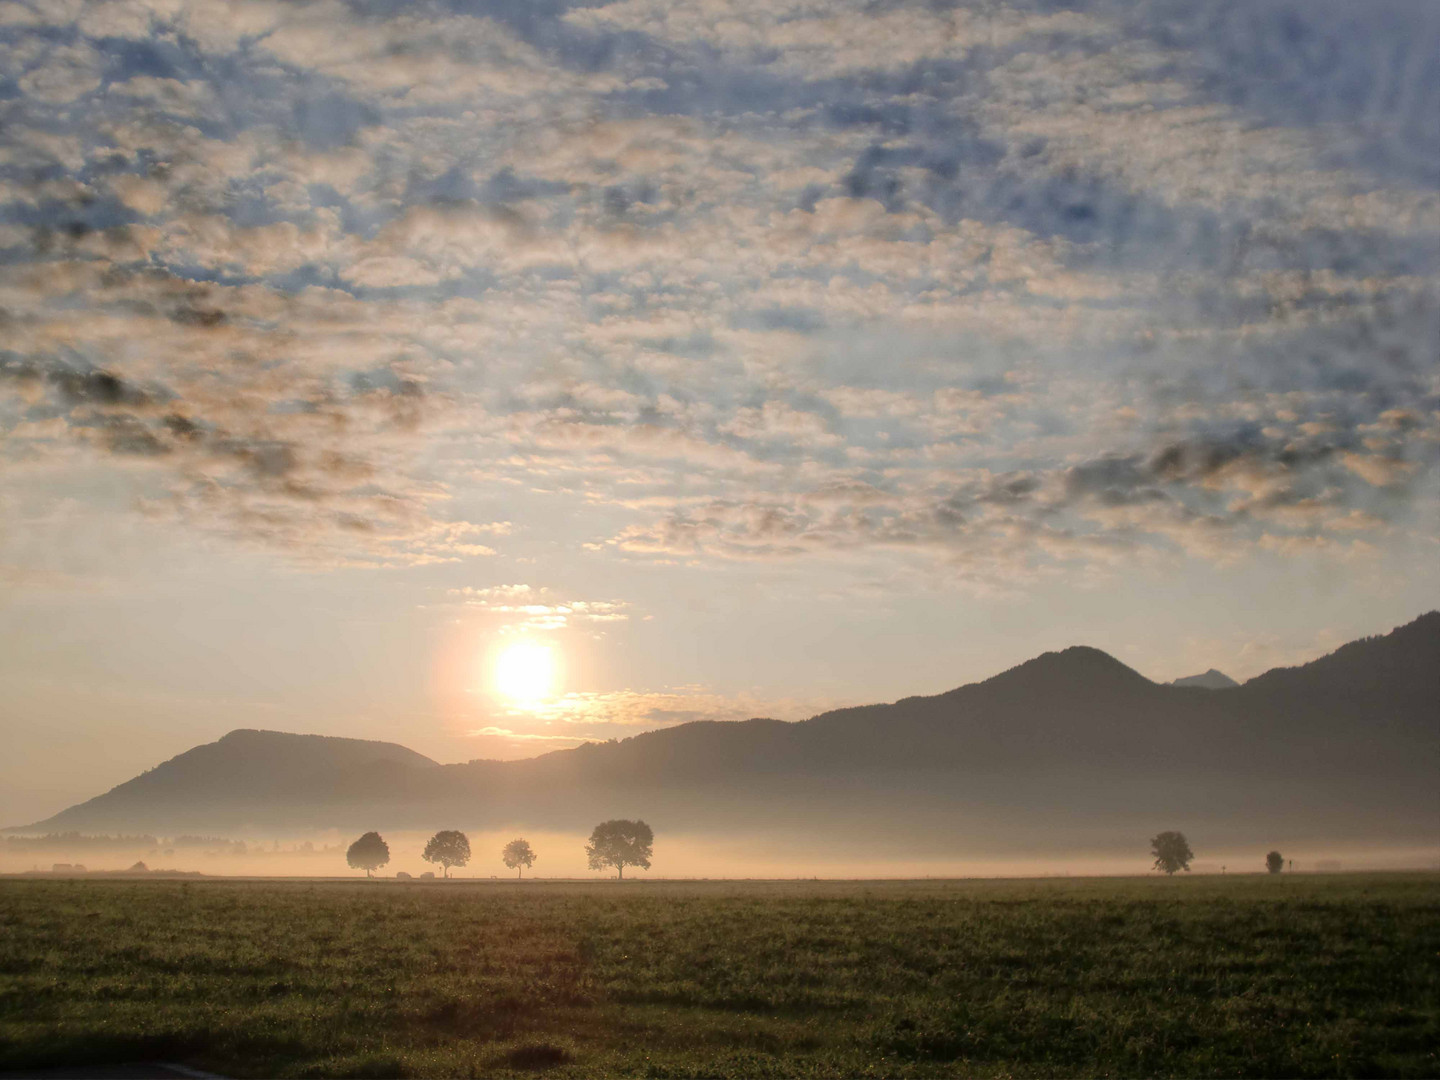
[1,874,1437,1078]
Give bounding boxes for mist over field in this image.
[5,827,1436,882]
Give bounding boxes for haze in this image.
[2,0,1438,863]
[5,829,1436,881]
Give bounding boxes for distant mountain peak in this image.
[988,644,1154,689]
[1170,669,1239,689]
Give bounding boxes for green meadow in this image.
[1,874,1437,1078]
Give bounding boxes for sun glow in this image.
[492,640,558,704]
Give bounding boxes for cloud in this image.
[0,0,1434,588]
[107,76,220,123]
[257,7,622,107]
[15,42,105,104]
[596,380,1440,571]
[0,266,486,566]
[567,1,1102,80]
[469,726,586,744]
[447,584,630,632]
[467,685,841,752]
[474,685,848,750]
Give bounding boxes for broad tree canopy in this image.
[1150,831,1193,875]
[346,831,390,877]
[422,830,471,878]
[586,819,653,880]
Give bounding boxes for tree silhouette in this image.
[502,838,536,879]
[422,830,470,878]
[346,831,390,877]
[1266,850,1284,874]
[1150,831,1193,875]
[586,819,653,880]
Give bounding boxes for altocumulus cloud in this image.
[446,583,630,633]
[0,0,1435,580]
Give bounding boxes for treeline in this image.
[17,865,203,878]
[3,833,247,854]
[4,832,160,851]
[347,821,654,880]
[172,836,249,851]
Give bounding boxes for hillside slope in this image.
[17,615,1439,848]
[28,730,438,833]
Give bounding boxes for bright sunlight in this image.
[492,640,557,704]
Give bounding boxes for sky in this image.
[1,0,1437,827]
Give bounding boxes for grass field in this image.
[1,874,1437,1078]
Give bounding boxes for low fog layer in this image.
[5,829,1436,881]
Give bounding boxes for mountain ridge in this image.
[14,612,1438,848]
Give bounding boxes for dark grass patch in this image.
[0,875,1437,1077]
[504,1042,574,1069]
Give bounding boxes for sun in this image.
[492,640,557,704]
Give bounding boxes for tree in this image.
[346,831,390,878]
[422,830,470,878]
[1150,831,1193,875]
[502,838,536,879]
[1266,850,1284,874]
[586,819,653,880]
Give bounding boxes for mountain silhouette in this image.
[16,614,1439,853]
[26,730,436,834]
[1170,669,1239,689]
